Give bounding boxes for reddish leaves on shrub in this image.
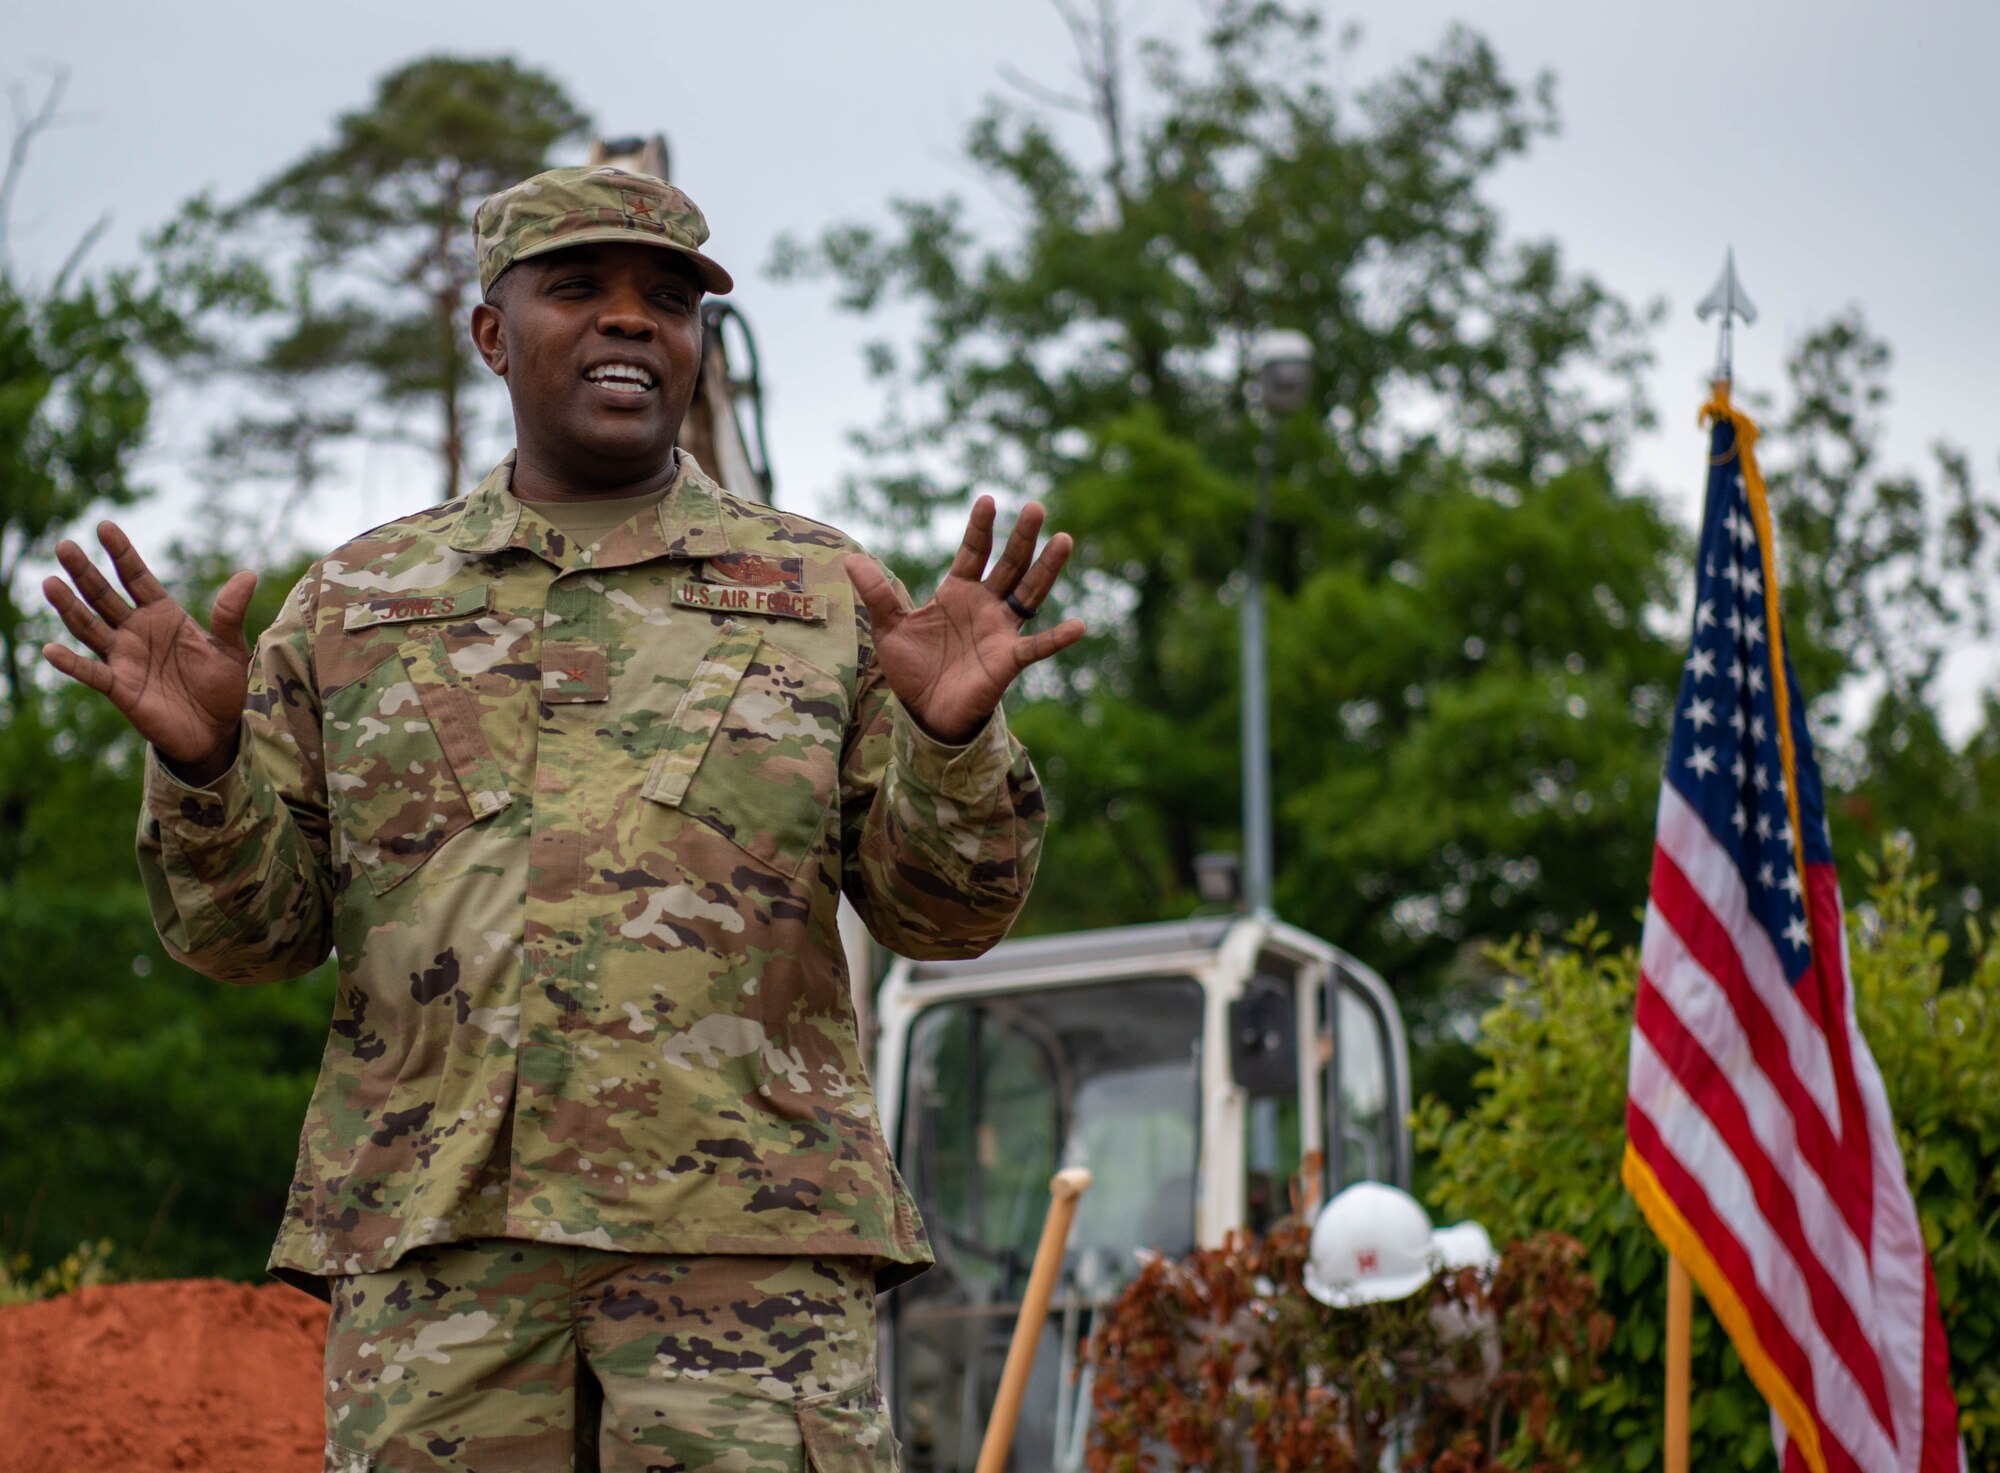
[1087,1210,1609,1473]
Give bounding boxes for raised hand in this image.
[41,522,258,785]
[843,497,1086,744]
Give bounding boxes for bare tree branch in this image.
[1051,0,1130,197]
[995,63,1097,119]
[0,67,71,270]
[48,209,108,296]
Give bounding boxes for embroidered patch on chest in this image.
[342,586,489,630]
[673,579,826,623]
[702,551,805,590]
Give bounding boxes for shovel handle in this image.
[974,1168,1093,1473]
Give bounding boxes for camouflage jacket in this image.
[136,453,1044,1293]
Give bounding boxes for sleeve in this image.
[837,576,1047,960]
[134,564,335,984]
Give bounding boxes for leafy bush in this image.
[1088,1206,1609,1472]
[1417,843,2000,1468]
[0,1239,118,1306]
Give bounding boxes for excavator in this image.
[601,132,1415,1473]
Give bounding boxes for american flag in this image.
[1621,395,1961,1473]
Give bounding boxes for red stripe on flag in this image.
[1802,864,1877,1221]
[1921,1264,1959,1471]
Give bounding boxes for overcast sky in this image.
[9,0,1999,725]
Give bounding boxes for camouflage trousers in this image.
[323,1240,900,1473]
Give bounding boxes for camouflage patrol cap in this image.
[475,165,733,297]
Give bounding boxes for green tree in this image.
[1757,310,2000,958]
[776,2,1676,1071]
[0,75,327,1279]
[1418,846,2000,1469]
[208,55,589,502]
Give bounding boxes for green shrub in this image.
[0,1238,119,1306]
[1417,843,2000,1468]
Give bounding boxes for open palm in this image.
[843,498,1085,744]
[42,522,257,779]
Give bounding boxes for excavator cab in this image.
[873,916,1411,1473]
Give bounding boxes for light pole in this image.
[1241,329,1314,917]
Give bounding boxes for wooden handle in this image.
[1665,1255,1692,1473]
[974,1168,1093,1473]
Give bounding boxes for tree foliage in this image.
[781,1,2000,1115]
[0,75,333,1278]
[201,55,589,502]
[1417,847,2000,1469]
[775,1,1676,1072]
[0,73,257,720]
[1758,309,2000,957]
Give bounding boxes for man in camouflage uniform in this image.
[39,166,1084,1472]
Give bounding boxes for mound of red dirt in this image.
[0,1278,327,1473]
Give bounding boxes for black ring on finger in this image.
[1004,591,1038,624]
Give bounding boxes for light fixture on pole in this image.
[1239,329,1314,917]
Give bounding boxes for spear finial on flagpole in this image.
[1696,248,1757,388]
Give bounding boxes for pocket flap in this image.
[797,1377,900,1473]
[642,620,762,809]
[343,585,489,630]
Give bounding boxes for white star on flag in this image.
[1686,696,1716,730]
[1783,914,1811,951]
[1686,647,1717,681]
[1782,868,1803,900]
[1685,745,1719,778]
[1695,599,1716,632]
[1742,564,1763,598]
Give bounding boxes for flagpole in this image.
[1657,251,1753,1473]
[1666,1255,1693,1473]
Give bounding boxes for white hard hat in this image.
[1432,1220,1499,1275]
[1303,1182,1439,1307]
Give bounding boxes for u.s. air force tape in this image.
[672,579,827,623]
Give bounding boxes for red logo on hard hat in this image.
[1356,1250,1379,1275]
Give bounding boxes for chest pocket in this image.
[642,618,847,878]
[325,598,514,896]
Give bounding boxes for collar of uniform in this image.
[447,450,734,567]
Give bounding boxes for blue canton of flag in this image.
[1664,413,1833,984]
